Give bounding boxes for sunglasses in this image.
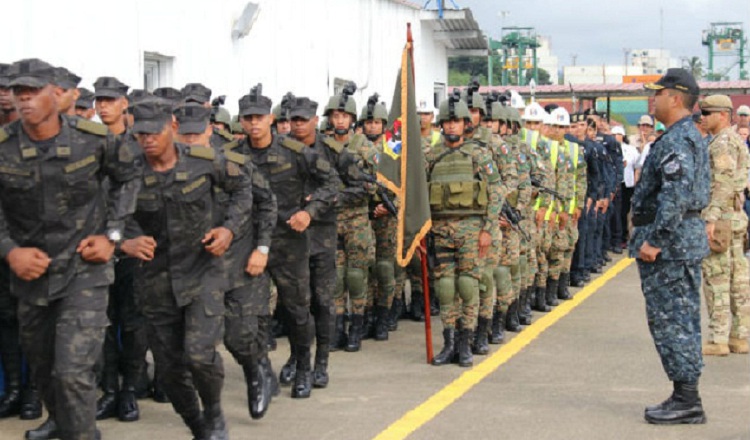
[700,110,714,117]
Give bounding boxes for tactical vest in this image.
[568,140,580,214]
[429,144,488,216]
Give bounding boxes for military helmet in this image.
[461,90,486,114]
[489,102,506,121]
[324,82,358,118]
[506,106,522,124]
[211,107,232,126]
[359,93,388,122]
[273,92,295,122]
[437,97,471,123]
[319,116,332,131]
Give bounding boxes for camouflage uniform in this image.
[629,115,710,384]
[0,109,139,439]
[544,137,574,306]
[701,126,750,346]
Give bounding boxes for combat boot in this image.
[362,307,375,339]
[702,342,729,356]
[24,417,58,440]
[558,272,572,300]
[729,337,749,354]
[0,368,21,418]
[260,356,280,397]
[291,346,312,399]
[345,314,364,352]
[505,300,522,332]
[410,290,425,322]
[330,314,347,351]
[388,297,402,331]
[203,403,228,440]
[183,414,206,440]
[19,384,42,420]
[545,278,560,307]
[430,293,440,316]
[431,328,456,366]
[645,381,706,424]
[312,348,329,388]
[279,346,297,386]
[472,317,490,355]
[569,272,585,287]
[489,309,504,344]
[95,370,119,420]
[117,385,140,422]
[457,328,473,367]
[243,363,270,420]
[374,305,390,341]
[518,288,532,325]
[532,285,550,312]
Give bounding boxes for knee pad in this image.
[480,267,494,294]
[457,275,479,303]
[345,267,367,297]
[494,266,511,288]
[435,277,456,305]
[375,260,395,286]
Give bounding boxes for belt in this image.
[632,210,701,227]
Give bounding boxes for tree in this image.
[525,68,552,85]
[682,56,704,81]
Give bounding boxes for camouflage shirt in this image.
[703,126,750,223]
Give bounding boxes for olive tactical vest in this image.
[429,144,488,216]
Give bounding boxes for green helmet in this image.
[211,107,232,126]
[359,93,388,122]
[490,102,506,121]
[319,116,332,131]
[437,97,471,123]
[273,92,294,122]
[506,107,522,124]
[230,120,244,135]
[324,82,358,118]
[461,90,486,114]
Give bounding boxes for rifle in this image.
[530,176,566,201]
[361,173,398,217]
[500,203,530,241]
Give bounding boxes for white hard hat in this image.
[509,90,526,109]
[522,102,545,122]
[417,99,434,114]
[611,125,626,136]
[542,111,553,125]
[550,107,570,126]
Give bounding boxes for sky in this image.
[456,0,750,76]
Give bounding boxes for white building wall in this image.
[564,65,645,85]
[536,36,559,85]
[1,0,448,116]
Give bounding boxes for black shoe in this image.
[330,314,347,351]
[558,273,572,300]
[362,307,375,340]
[569,275,585,288]
[279,351,297,386]
[592,265,602,274]
[184,414,206,440]
[505,300,522,332]
[345,314,364,352]
[388,298,402,331]
[532,286,550,312]
[95,391,118,420]
[203,404,228,440]
[0,388,21,418]
[457,329,473,367]
[244,363,270,420]
[431,328,456,366]
[645,382,706,425]
[118,389,140,422]
[545,278,560,307]
[152,376,170,403]
[261,356,280,397]
[489,310,505,344]
[374,306,389,341]
[291,346,312,398]
[518,288,532,326]
[611,246,623,255]
[410,291,425,322]
[583,271,592,282]
[24,417,58,440]
[312,359,329,389]
[472,317,490,355]
[603,253,612,263]
[19,385,42,420]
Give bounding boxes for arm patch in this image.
[75,118,109,136]
[188,146,216,161]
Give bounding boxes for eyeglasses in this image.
[700,110,714,117]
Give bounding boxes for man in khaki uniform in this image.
[700,95,750,356]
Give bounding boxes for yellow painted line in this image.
[373,257,635,440]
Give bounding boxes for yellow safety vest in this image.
[568,140,580,214]
[544,140,560,221]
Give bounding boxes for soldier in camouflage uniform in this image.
[0,59,140,440]
[271,92,294,136]
[53,67,81,116]
[325,86,376,353]
[75,87,96,120]
[698,95,750,356]
[180,83,234,149]
[426,96,502,368]
[631,69,710,424]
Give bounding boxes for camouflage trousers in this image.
[549,220,577,280]
[562,218,580,274]
[536,221,553,287]
[224,274,271,366]
[432,216,484,331]
[495,226,519,313]
[19,285,108,440]
[637,259,703,383]
[519,216,534,290]
[370,214,404,309]
[137,272,225,425]
[0,262,23,394]
[702,217,750,343]
[335,209,373,315]
[309,223,337,352]
[479,228,502,320]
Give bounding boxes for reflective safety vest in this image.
[431,130,441,147]
[544,140,562,221]
[522,128,548,212]
[428,145,488,216]
[568,141,580,214]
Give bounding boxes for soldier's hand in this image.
[6,247,51,281]
[573,208,582,223]
[121,236,156,261]
[705,222,715,241]
[246,249,268,276]
[586,198,593,211]
[373,204,389,218]
[601,199,609,214]
[77,235,115,263]
[478,230,492,258]
[203,227,234,256]
[559,212,569,229]
[287,210,312,232]
[638,241,661,263]
[535,208,547,228]
[499,216,511,229]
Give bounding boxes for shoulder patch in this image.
[188,146,216,161]
[222,139,240,152]
[281,137,305,153]
[224,150,247,165]
[323,137,344,154]
[217,128,233,141]
[75,118,109,136]
[0,128,8,144]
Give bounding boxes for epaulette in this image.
[216,128,233,142]
[188,146,216,161]
[224,150,246,165]
[222,139,240,152]
[280,137,305,153]
[323,137,344,154]
[75,118,109,136]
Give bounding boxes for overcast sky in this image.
[457,0,749,75]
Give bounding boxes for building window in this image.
[433,82,446,108]
[143,52,174,91]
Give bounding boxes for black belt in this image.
[632,210,701,227]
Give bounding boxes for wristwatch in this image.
[106,229,123,244]
[257,246,270,255]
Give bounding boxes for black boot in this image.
[117,385,140,422]
[260,315,277,352]
[291,346,312,399]
[410,290,425,322]
[472,317,490,355]
[312,348,329,388]
[19,383,42,420]
[362,307,375,340]
[545,278,560,307]
[431,328,456,366]
[533,285,550,312]
[152,374,170,403]
[260,356,280,397]
[489,310,505,344]
[430,293,440,316]
[374,306,390,341]
[505,300,522,332]
[243,363,270,420]
[0,347,21,418]
[0,387,21,419]
[96,371,119,420]
[388,297,402,331]
[345,314,364,352]
[24,417,59,440]
[457,328,473,367]
[558,273,572,300]
[518,288,532,325]
[203,403,228,440]
[569,273,585,287]
[279,346,297,386]
[330,314,347,351]
[183,414,206,440]
[645,381,706,424]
